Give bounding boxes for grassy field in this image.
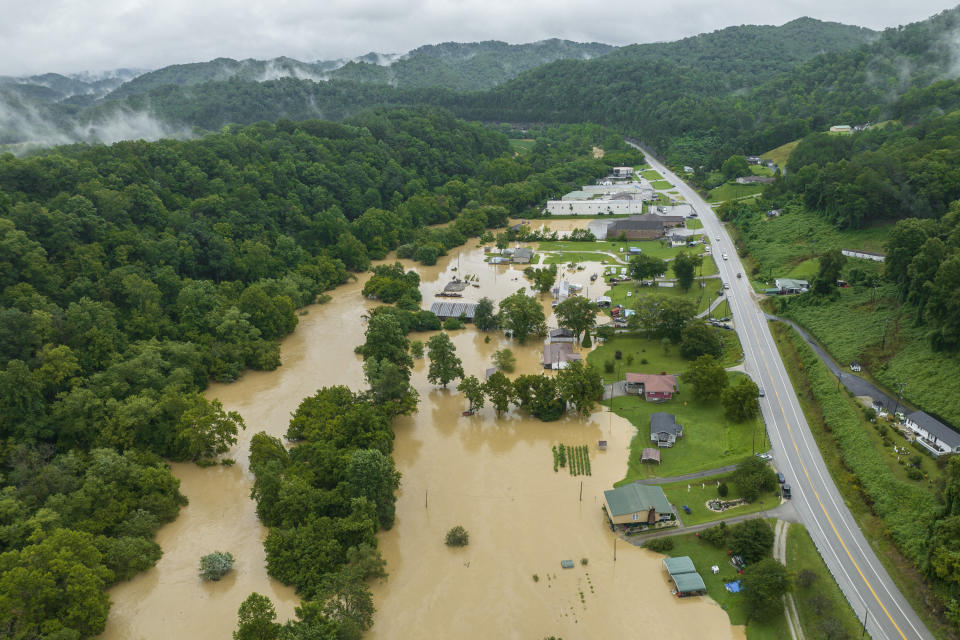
[540,252,618,266]
[599,371,766,480]
[659,472,781,525]
[787,524,870,640]
[509,138,535,155]
[734,208,892,280]
[640,169,664,180]
[707,182,765,202]
[719,330,744,367]
[650,179,674,190]
[770,322,953,640]
[749,165,775,177]
[686,218,704,230]
[651,531,790,640]
[605,279,724,315]
[775,283,960,428]
[588,335,688,381]
[761,139,800,169]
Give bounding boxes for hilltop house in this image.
[904,411,960,457]
[650,412,683,447]
[603,482,673,525]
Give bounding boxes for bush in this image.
[614,350,622,360]
[717,482,729,497]
[700,522,728,548]
[199,551,234,581]
[443,317,464,330]
[644,537,675,552]
[409,340,424,358]
[445,525,469,547]
[729,519,774,563]
[732,456,777,502]
[604,360,615,373]
[580,557,589,566]
[796,568,818,589]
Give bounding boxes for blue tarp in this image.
[724,581,742,593]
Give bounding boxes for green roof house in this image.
[662,555,706,596]
[603,482,673,525]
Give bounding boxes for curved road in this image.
[631,144,931,640]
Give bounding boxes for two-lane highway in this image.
[631,144,932,640]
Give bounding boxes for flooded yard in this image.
[100,241,742,640]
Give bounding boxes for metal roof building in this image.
[429,301,479,321]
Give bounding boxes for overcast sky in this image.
[2,1,958,77]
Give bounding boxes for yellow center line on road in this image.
[747,313,908,640]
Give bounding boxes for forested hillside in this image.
[0,108,631,637]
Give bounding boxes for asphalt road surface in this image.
[630,144,932,640]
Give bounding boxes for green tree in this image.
[741,558,789,621]
[556,361,604,416]
[492,348,516,372]
[721,155,750,181]
[426,332,464,387]
[555,296,600,341]
[200,550,235,580]
[345,448,401,530]
[473,297,497,331]
[683,354,728,401]
[732,456,778,502]
[672,251,701,291]
[680,320,722,360]
[482,371,515,417]
[530,265,557,294]
[729,519,775,563]
[174,394,246,462]
[457,375,486,412]
[722,378,760,422]
[360,312,412,373]
[812,248,846,295]
[363,357,418,417]
[445,525,470,546]
[497,288,546,344]
[316,568,375,637]
[235,592,281,640]
[628,254,668,281]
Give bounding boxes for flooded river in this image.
[101,238,742,640]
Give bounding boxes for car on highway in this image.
[782,484,791,499]
[722,252,728,260]
[777,472,785,484]
[755,452,772,460]
[716,235,720,241]
[723,282,730,289]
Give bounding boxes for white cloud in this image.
[0,0,956,76]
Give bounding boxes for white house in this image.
[612,166,634,178]
[841,249,885,263]
[904,411,960,457]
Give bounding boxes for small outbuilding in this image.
[640,448,661,464]
[663,556,707,597]
[775,278,809,295]
[429,301,479,321]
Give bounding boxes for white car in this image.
[722,253,728,260]
[716,235,720,241]
[723,282,730,289]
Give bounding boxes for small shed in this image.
[598,440,608,450]
[640,448,661,464]
[663,556,707,596]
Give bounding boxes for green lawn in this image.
[761,139,800,169]
[640,169,664,180]
[588,335,688,382]
[509,138,535,155]
[650,180,674,190]
[734,208,892,280]
[787,524,870,640]
[666,255,716,278]
[707,182,765,202]
[604,280,724,315]
[540,251,618,266]
[650,531,790,640]
[605,373,767,481]
[749,165,775,177]
[686,218,703,230]
[659,472,781,526]
[719,330,744,367]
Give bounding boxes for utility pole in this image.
[893,382,906,418]
[580,482,583,502]
[425,489,428,509]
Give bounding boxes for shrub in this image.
[199,551,234,581]
[409,340,425,358]
[717,482,729,497]
[580,557,589,566]
[644,537,675,552]
[445,525,469,547]
[614,350,622,360]
[700,522,728,547]
[728,519,774,563]
[640,358,649,365]
[604,360,615,373]
[443,317,464,330]
[533,574,540,582]
[796,568,818,589]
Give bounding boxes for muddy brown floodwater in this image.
[100,240,743,640]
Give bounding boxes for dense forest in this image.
[0,109,634,637]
